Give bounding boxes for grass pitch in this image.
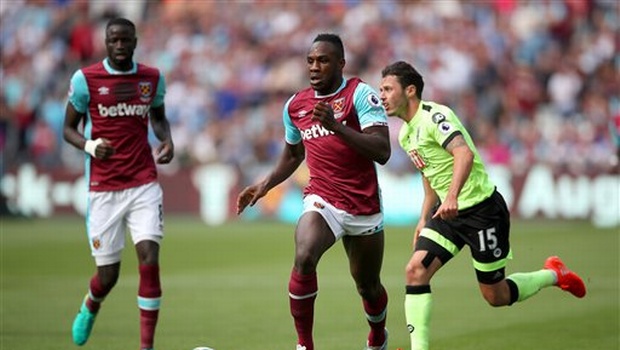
[1,216,618,349]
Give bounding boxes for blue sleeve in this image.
[152,72,165,108]
[283,95,301,144]
[353,82,388,130]
[68,70,89,113]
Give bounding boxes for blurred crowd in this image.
[1,0,618,184]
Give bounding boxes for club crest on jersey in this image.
[332,98,345,113]
[432,112,446,124]
[138,82,152,102]
[92,238,101,250]
[408,149,427,170]
[332,98,345,119]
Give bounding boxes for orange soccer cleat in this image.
[544,256,586,298]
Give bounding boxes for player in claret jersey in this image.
[63,17,174,350]
[237,33,390,350]
[379,60,586,350]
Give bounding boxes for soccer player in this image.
[236,33,390,350]
[63,18,174,350]
[378,61,586,350]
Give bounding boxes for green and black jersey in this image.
[398,100,495,210]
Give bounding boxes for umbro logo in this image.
[98,86,110,95]
[407,324,415,333]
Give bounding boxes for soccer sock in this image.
[289,269,318,350]
[363,285,388,346]
[84,274,110,314]
[405,285,432,350]
[138,264,161,350]
[506,270,556,302]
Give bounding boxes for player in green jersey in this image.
[378,61,586,350]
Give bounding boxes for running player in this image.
[63,17,174,350]
[237,33,390,350]
[378,60,586,350]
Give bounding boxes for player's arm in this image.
[312,97,390,164]
[149,104,174,164]
[63,70,114,159]
[262,141,305,191]
[432,134,473,220]
[149,73,174,164]
[236,142,304,214]
[63,102,87,151]
[63,102,115,160]
[334,120,390,165]
[414,175,440,246]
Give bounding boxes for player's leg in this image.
[342,230,388,349]
[472,190,585,306]
[126,183,164,350]
[466,190,518,306]
[478,256,586,306]
[404,228,459,350]
[290,211,336,350]
[72,191,126,345]
[134,240,161,350]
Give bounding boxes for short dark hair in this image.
[313,33,344,60]
[106,17,136,33]
[382,61,424,99]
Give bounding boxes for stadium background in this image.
[1,1,619,349]
[1,0,618,227]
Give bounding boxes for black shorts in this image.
[415,189,511,284]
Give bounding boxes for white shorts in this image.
[302,194,384,240]
[86,182,164,266]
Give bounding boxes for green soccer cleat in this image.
[364,328,388,350]
[72,297,97,346]
[544,256,586,298]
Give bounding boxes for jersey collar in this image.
[103,58,137,75]
[314,77,347,98]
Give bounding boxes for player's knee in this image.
[481,289,509,307]
[355,280,382,300]
[136,240,159,265]
[405,260,427,284]
[139,253,158,266]
[98,272,119,291]
[294,251,319,274]
[406,250,438,284]
[97,261,120,287]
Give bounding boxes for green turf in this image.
[1,216,618,349]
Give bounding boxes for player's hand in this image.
[236,183,267,215]
[95,138,115,160]
[155,140,174,164]
[432,197,458,220]
[311,101,340,132]
[413,220,425,249]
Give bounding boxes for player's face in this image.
[105,24,137,71]
[379,75,408,118]
[306,41,344,95]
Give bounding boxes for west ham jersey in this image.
[283,77,388,215]
[68,59,165,192]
